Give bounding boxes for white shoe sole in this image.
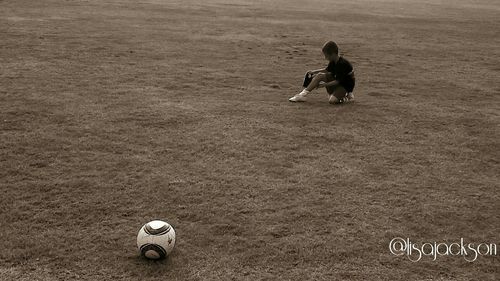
[289,96,307,102]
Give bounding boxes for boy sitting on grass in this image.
[289,41,355,104]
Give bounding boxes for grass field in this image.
[1,0,499,280]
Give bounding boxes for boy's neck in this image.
[331,55,340,63]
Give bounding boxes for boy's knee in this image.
[314,73,326,80]
[333,88,347,99]
[326,84,347,97]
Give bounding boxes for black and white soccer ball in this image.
[137,220,176,260]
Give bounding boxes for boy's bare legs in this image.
[289,73,328,102]
[305,73,327,92]
[328,86,348,104]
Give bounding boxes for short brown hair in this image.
[322,41,338,55]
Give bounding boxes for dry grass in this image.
[1,0,499,280]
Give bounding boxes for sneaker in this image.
[289,92,307,102]
[346,92,354,101]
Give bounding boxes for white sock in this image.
[300,89,310,95]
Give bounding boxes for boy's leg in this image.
[305,73,328,92]
[328,85,348,104]
[289,73,328,102]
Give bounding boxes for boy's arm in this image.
[318,71,354,88]
[317,80,339,88]
[308,68,327,75]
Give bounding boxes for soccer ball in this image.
[137,220,176,260]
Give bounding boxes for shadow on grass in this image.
[115,256,174,280]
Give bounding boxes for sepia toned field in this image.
[1,0,499,280]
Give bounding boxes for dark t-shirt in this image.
[326,56,355,92]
